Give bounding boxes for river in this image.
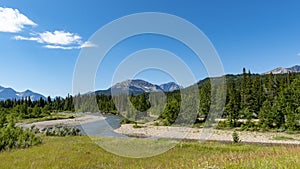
[76,114,127,137]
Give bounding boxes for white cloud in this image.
[1,6,94,50]
[14,30,96,50]
[297,53,300,56]
[14,35,40,41]
[0,7,37,33]
[15,31,82,45]
[43,45,78,50]
[43,41,97,50]
[14,31,96,50]
[39,31,82,45]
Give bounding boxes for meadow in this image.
[0,136,299,169]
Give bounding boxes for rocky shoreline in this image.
[18,114,106,130]
[114,124,300,145]
[17,114,300,145]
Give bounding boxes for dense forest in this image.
[161,69,300,131]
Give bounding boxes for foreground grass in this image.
[0,136,299,169]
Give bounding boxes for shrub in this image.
[232,131,241,143]
[42,126,81,136]
[120,118,135,124]
[0,125,41,151]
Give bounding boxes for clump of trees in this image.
[0,94,75,121]
[209,69,300,131]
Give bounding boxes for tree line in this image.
[203,69,300,131]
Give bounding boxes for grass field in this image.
[0,136,299,169]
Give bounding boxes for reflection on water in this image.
[77,114,127,137]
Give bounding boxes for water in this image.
[76,114,127,137]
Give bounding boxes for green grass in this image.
[272,135,300,141]
[0,136,299,168]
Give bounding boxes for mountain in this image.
[262,65,300,75]
[0,86,46,101]
[95,79,182,95]
[159,82,182,92]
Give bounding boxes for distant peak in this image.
[262,65,300,75]
[0,86,46,101]
[96,79,182,96]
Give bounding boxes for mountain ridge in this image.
[262,65,300,75]
[0,86,46,101]
[1,65,299,100]
[96,79,182,95]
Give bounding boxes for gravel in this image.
[114,124,300,145]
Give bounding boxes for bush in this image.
[0,125,41,151]
[133,122,143,128]
[216,121,230,129]
[42,126,81,136]
[232,131,241,143]
[120,118,135,124]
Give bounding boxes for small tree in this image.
[232,131,241,143]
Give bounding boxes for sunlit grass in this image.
[0,136,299,168]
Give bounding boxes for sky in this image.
[0,0,300,97]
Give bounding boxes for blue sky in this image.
[0,0,300,97]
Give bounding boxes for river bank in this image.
[17,113,300,144]
[18,114,106,130]
[114,123,300,145]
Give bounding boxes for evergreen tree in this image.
[259,99,273,128]
[198,81,211,122]
[225,81,240,127]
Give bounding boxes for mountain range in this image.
[262,65,300,75]
[95,79,182,96]
[0,80,182,101]
[0,86,46,101]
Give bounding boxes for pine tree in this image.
[198,80,211,122]
[225,81,240,127]
[240,68,247,109]
[259,99,273,129]
[277,78,300,130]
[251,76,264,117]
[266,72,278,103]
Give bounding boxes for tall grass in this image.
[0,136,299,168]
